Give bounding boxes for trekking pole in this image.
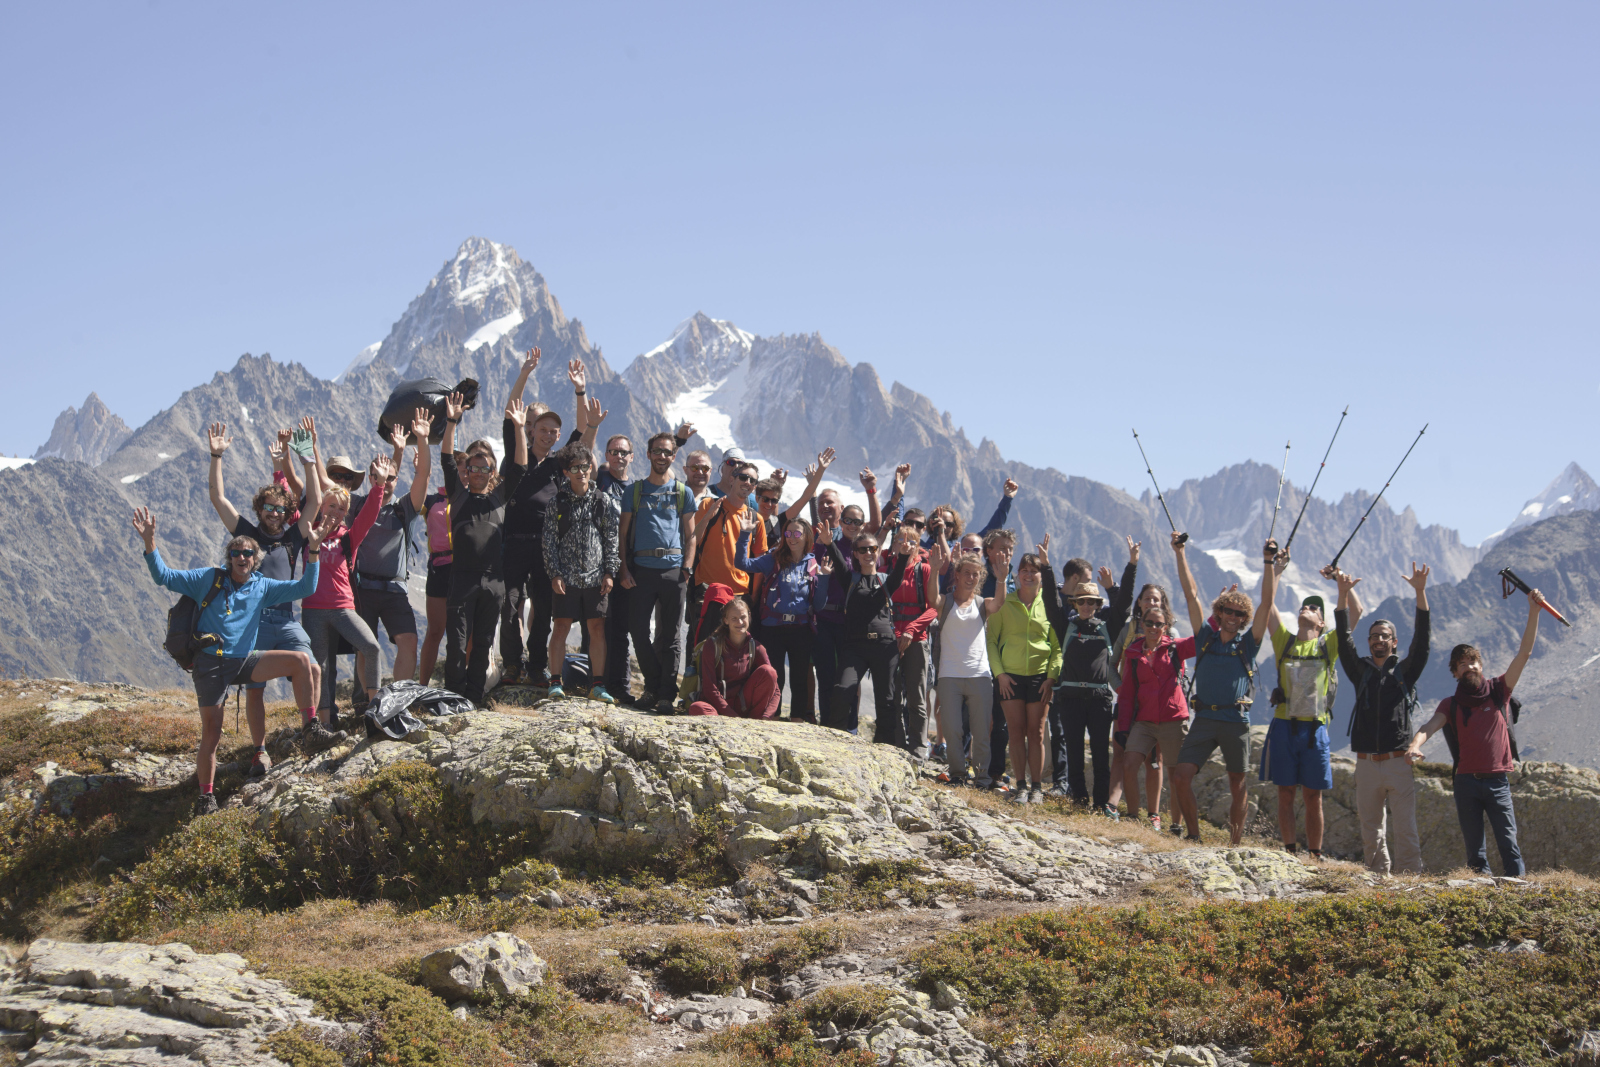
[1267,440,1291,541]
[1280,406,1348,557]
[1328,424,1427,570]
[1500,567,1570,627]
[1132,429,1186,545]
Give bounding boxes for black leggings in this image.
[761,624,814,722]
[1055,694,1115,807]
[501,538,553,679]
[832,638,899,743]
[448,572,504,704]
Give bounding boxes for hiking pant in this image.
[604,582,631,695]
[761,622,815,723]
[687,664,780,719]
[832,637,897,740]
[629,566,687,700]
[501,536,553,680]
[1355,755,1424,875]
[302,607,379,712]
[936,676,993,788]
[894,636,931,757]
[448,571,504,706]
[812,619,860,734]
[1055,693,1114,806]
[1453,773,1524,876]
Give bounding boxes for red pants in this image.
[688,664,781,719]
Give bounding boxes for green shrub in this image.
[477,983,632,1067]
[278,966,509,1067]
[760,921,850,976]
[644,931,745,993]
[0,800,119,935]
[796,984,896,1031]
[818,859,967,911]
[712,986,886,1067]
[0,705,195,780]
[913,887,1600,1066]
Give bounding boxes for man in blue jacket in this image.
[134,505,343,817]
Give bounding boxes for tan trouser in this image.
[1355,755,1423,875]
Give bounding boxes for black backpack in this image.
[1186,630,1256,709]
[1440,694,1522,771]
[164,569,228,672]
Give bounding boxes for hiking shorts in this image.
[1126,719,1187,767]
[1263,718,1332,790]
[1179,717,1252,774]
[194,651,263,709]
[246,613,310,691]
[554,584,609,622]
[426,562,451,599]
[356,586,418,641]
[1001,673,1050,704]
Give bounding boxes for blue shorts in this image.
[247,612,312,691]
[1262,718,1332,790]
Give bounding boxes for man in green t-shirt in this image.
[1259,539,1341,862]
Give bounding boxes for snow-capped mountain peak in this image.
[626,311,753,393]
[1482,462,1600,549]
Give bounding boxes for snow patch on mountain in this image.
[336,342,383,384]
[1482,462,1600,549]
[464,309,524,352]
[0,457,35,472]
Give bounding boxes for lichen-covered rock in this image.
[0,938,335,1065]
[418,932,547,999]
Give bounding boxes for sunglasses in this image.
[228,548,257,559]
[607,448,632,458]
[687,465,711,474]
[1072,596,1103,606]
[733,474,756,484]
[259,505,287,517]
[1218,607,1249,620]
[759,496,781,506]
[841,517,864,527]
[783,530,806,540]
[905,520,925,530]
[854,545,879,555]
[465,462,495,474]
[649,448,675,458]
[332,470,363,483]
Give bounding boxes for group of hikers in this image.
[135,347,1547,878]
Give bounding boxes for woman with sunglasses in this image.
[1113,581,1191,829]
[986,549,1061,803]
[809,502,870,730]
[736,513,821,723]
[440,390,529,704]
[814,523,912,739]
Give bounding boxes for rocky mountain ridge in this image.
[32,391,132,466]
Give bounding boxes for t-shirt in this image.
[424,492,452,564]
[940,600,991,680]
[623,479,695,571]
[353,493,421,586]
[1270,621,1340,722]
[231,516,306,588]
[1444,675,1516,775]
[692,496,767,594]
[1191,624,1261,723]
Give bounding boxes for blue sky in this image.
[2,2,1594,543]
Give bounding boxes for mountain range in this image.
[4,237,1595,763]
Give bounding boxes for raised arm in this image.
[205,423,243,532]
[1504,588,1545,693]
[1037,536,1068,632]
[1257,538,1281,643]
[509,346,541,404]
[1171,532,1204,636]
[580,395,605,452]
[861,467,882,533]
[783,448,835,524]
[1333,571,1365,686]
[976,479,1019,536]
[298,415,331,495]
[441,393,464,495]
[408,408,433,513]
[1401,563,1431,684]
[273,426,304,500]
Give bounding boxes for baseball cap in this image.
[722,447,746,463]
[1300,594,1326,615]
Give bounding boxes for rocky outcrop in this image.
[418,933,547,1000]
[33,392,132,466]
[0,938,335,1065]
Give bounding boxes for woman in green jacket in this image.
[987,544,1062,803]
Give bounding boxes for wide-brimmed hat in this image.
[1072,582,1105,604]
[326,456,362,479]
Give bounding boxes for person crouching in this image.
[543,443,620,702]
[688,597,781,717]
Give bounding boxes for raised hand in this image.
[307,511,339,551]
[267,441,284,463]
[859,467,877,493]
[390,426,410,450]
[372,455,397,485]
[1003,477,1019,498]
[1529,588,1547,612]
[411,406,434,443]
[894,463,911,492]
[567,358,587,392]
[812,447,836,480]
[1098,565,1116,589]
[1403,562,1430,593]
[771,468,789,484]
[815,551,835,576]
[299,415,318,442]
[131,507,157,552]
[507,398,529,427]
[928,541,950,573]
[676,420,695,441]
[444,392,465,422]
[739,512,757,536]
[585,395,606,427]
[522,346,542,376]
[277,427,293,447]
[1036,534,1051,567]
[207,423,231,455]
[1335,570,1361,596]
[1171,531,1186,552]
[1262,538,1279,562]
[1126,535,1141,565]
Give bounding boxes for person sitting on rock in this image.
[815,523,912,737]
[687,597,780,718]
[133,504,340,816]
[440,390,529,705]
[1404,586,1546,877]
[204,419,325,780]
[543,442,620,703]
[1335,563,1431,876]
[1260,538,1340,862]
[1170,532,1272,845]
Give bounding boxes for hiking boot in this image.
[530,670,553,690]
[500,663,525,687]
[1045,783,1071,799]
[654,698,677,716]
[929,741,947,760]
[1029,786,1045,804]
[546,684,567,700]
[590,686,616,705]
[1149,813,1162,832]
[634,690,657,710]
[194,793,219,817]
[1009,787,1029,804]
[1100,804,1122,821]
[1171,821,1184,838]
[300,719,348,756]
[247,749,271,779]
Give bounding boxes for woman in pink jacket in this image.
[1113,583,1193,830]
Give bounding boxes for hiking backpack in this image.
[164,569,229,672]
[1058,616,1121,693]
[1270,634,1337,715]
[1185,629,1256,710]
[1347,660,1420,742]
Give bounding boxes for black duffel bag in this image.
[364,680,475,740]
[378,377,480,443]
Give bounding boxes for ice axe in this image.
[1500,567,1570,627]
[1132,428,1186,545]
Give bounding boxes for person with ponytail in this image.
[687,598,781,718]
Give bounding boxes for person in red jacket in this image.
[1114,583,1192,830]
[688,598,780,718]
[879,510,941,755]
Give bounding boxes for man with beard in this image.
[1405,586,1546,876]
[206,420,325,780]
[619,432,699,712]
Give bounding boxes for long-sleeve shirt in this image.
[1115,633,1195,732]
[1337,606,1431,753]
[443,452,526,577]
[986,591,1062,681]
[146,549,319,658]
[1040,564,1133,687]
[304,486,384,610]
[501,420,582,540]
[933,492,1014,590]
[541,486,620,588]
[814,540,908,641]
[879,547,938,641]
[697,637,774,717]
[736,532,816,624]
